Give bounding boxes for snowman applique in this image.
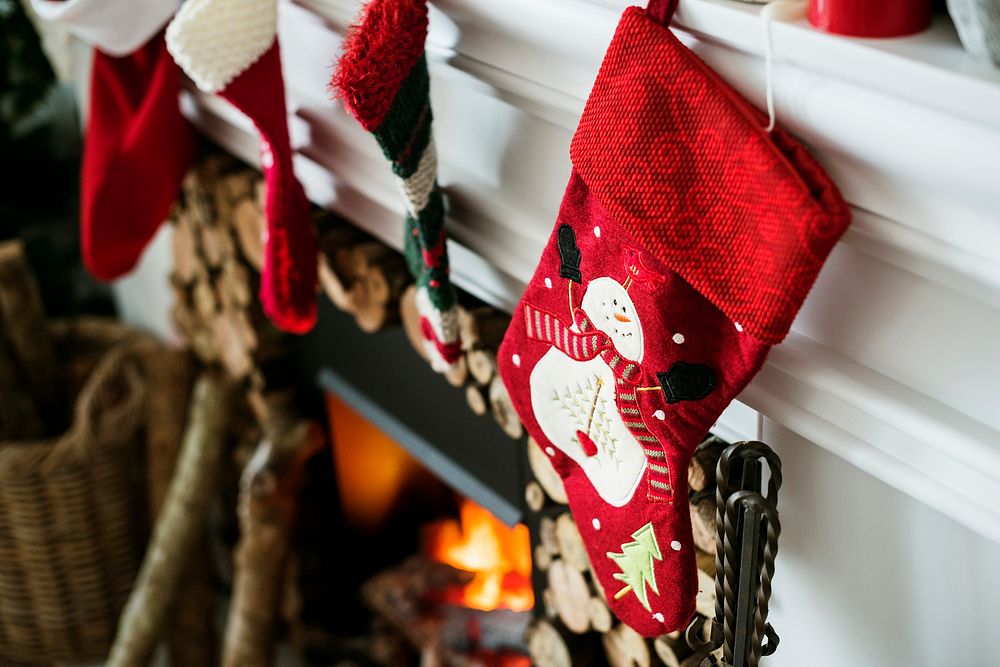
[524,226,674,507]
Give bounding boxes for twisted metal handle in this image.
[687,441,782,667]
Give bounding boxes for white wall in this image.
[765,420,1000,666]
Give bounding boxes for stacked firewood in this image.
[171,153,524,445]
[524,437,728,667]
[171,156,422,401]
[316,215,411,334]
[169,155,286,421]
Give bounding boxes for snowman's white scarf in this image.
[523,302,673,500]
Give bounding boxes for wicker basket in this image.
[0,318,153,665]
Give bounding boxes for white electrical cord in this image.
[760,0,808,132]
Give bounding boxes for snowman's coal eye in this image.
[613,299,618,305]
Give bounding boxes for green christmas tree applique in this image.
[607,522,663,611]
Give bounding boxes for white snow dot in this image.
[672,333,685,344]
[593,226,601,238]
[670,540,682,551]
[545,447,556,457]
[592,518,601,530]
[260,142,274,169]
[544,277,553,289]
[653,409,665,421]
[512,353,521,367]
[653,613,665,623]
[734,321,744,332]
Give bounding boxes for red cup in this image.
[808,0,932,37]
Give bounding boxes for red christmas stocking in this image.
[498,0,850,636]
[332,0,463,372]
[167,0,318,333]
[82,32,196,280]
[31,0,194,280]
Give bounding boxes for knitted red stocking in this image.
[82,32,196,280]
[30,0,194,280]
[167,0,317,333]
[498,0,850,636]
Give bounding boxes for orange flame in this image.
[426,500,534,612]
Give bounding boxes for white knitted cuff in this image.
[166,0,277,94]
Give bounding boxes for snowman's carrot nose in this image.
[614,312,631,323]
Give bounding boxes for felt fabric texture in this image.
[30,0,182,56]
[333,0,462,371]
[82,32,196,280]
[571,6,849,344]
[167,0,318,333]
[498,4,849,636]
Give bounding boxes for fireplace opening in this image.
[304,305,732,666]
[323,391,533,665]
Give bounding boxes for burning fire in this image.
[426,500,534,612]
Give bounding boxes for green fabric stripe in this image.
[413,185,445,249]
[392,103,432,178]
[373,55,431,168]
[404,216,423,279]
[403,187,455,311]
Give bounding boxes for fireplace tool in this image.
[686,441,782,667]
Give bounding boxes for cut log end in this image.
[602,623,651,667]
[527,438,568,505]
[488,376,523,440]
[467,348,498,386]
[465,384,488,416]
[555,512,590,573]
[526,620,572,667]
[525,480,546,513]
[588,597,613,634]
[547,559,592,634]
[457,306,510,352]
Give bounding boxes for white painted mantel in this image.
[117,0,1000,663]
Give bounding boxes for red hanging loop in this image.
[646,0,679,26]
